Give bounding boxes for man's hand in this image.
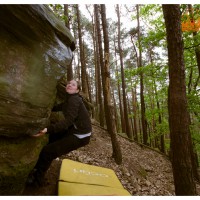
[32,128,47,137]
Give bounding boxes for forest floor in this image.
[22,119,200,196]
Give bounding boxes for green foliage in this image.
[164,139,170,152]
[188,90,200,117]
[49,4,64,20]
[180,4,200,23]
[48,4,200,159]
[190,119,200,163]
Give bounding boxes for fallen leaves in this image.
[23,122,200,196]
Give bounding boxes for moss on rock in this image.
[0,135,48,195]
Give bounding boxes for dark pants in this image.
[34,126,90,176]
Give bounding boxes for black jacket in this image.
[47,93,92,135]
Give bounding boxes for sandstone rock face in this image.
[0,5,75,195]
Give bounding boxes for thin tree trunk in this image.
[64,4,70,29]
[130,35,139,142]
[76,5,89,98]
[112,90,119,133]
[149,47,165,153]
[100,4,122,165]
[64,4,73,81]
[132,87,138,141]
[114,35,125,133]
[136,4,148,145]
[127,96,134,138]
[138,116,142,143]
[94,5,104,127]
[155,81,165,153]
[116,4,132,139]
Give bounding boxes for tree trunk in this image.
[130,35,139,142]
[94,5,104,127]
[117,79,125,133]
[112,90,119,132]
[64,4,73,81]
[116,4,132,139]
[132,87,138,141]
[127,95,134,137]
[100,4,122,165]
[162,4,196,195]
[76,5,89,98]
[136,4,148,145]
[155,82,165,153]
[114,35,125,133]
[64,4,70,29]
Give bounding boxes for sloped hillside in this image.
[23,120,200,196]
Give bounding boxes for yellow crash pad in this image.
[58,159,131,196]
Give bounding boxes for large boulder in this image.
[0,5,75,195]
